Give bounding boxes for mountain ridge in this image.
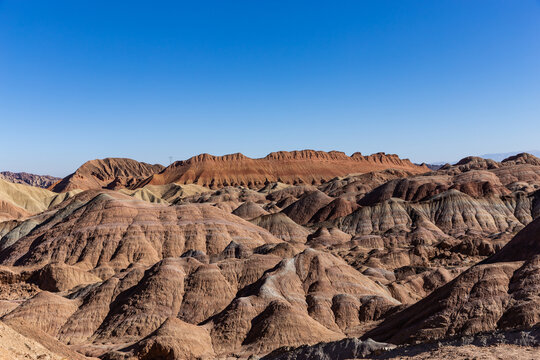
[136,150,428,190]
[0,171,60,189]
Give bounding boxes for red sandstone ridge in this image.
[49,158,164,193]
[136,150,428,189]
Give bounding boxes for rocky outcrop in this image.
[262,337,395,360]
[340,190,532,238]
[264,327,540,360]
[501,152,540,166]
[1,152,540,359]
[120,317,215,360]
[306,227,351,247]
[50,158,164,192]
[136,150,428,189]
[310,197,359,223]
[282,190,333,225]
[0,191,281,272]
[0,319,93,360]
[29,263,102,292]
[1,247,400,357]
[3,291,79,337]
[232,200,269,220]
[208,248,398,354]
[364,217,540,344]
[250,213,311,243]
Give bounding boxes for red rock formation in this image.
[136,150,428,189]
[1,152,539,359]
[50,158,164,192]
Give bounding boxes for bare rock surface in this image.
[250,213,311,243]
[0,178,80,221]
[0,318,95,360]
[1,152,540,360]
[262,338,396,360]
[0,191,281,271]
[120,317,215,360]
[264,326,540,360]
[364,217,540,344]
[50,158,164,192]
[0,171,60,188]
[137,150,428,189]
[233,201,270,220]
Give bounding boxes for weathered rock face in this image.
[232,200,270,220]
[0,171,61,188]
[181,186,266,205]
[501,152,540,166]
[1,247,400,357]
[136,150,428,190]
[263,328,540,360]
[364,217,540,344]
[306,227,351,247]
[50,158,164,192]
[120,183,211,205]
[262,337,395,360]
[207,248,398,354]
[10,253,284,353]
[282,190,334,225]
[30,263,102,292]
[0,178,80,221]
[0,318,92,360]
[1,152,540,359]
[340,190,530,237]
[318,169,415,201]
[310,197,359,223]
[0,191,281,272]
[250,213,311,243]
[359,154,540,206]
[0,199,30,222]
[3,291,80,337]
[483,214,540,263]
[120,317,215,360]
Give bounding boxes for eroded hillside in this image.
[0,152,539,359]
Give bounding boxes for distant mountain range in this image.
[479,150,540,162]
[428,150,540,167]
[0,171,60,188]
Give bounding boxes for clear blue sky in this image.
[1,1,539,176]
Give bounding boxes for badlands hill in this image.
[364,216,540,345]
[136,150,428,189]
[49,158,164,192]
[50,151,427,193]
[0,151,539,359]
[0,171,60,188]
[0,178,80,222]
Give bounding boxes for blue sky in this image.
[1,1,539,176]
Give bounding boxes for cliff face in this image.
[137,150,428,189]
